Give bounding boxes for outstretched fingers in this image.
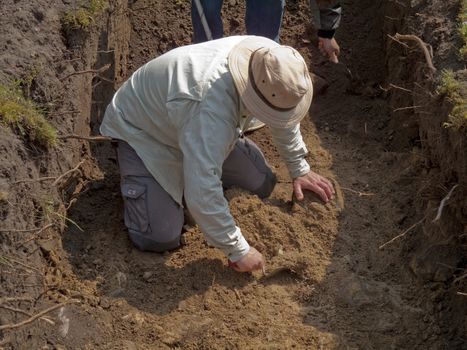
[294,178,334,202]
[309,182,330,202]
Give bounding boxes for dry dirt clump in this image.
[0,0,466,349]
[226,186,341,281]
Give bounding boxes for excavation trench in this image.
[1,0,465,348]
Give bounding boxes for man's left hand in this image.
[318,37,340,63]
[293,170,335,203]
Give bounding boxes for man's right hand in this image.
[230,247,264,272]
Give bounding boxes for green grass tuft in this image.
[459,0,467,59]
[438,70,461,96]
[438,70,467,130]
[0,84,57,147]
[42,198,83,231]
[63,0,108,30]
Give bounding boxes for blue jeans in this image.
[191,0,285,43]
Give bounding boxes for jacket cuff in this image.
[290,158,311,179]
[224,227,250,262]
[318,29,336,39]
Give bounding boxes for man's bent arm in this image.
[270,123,310,179]
[179,108,250,262]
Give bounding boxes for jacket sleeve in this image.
[309,0,342,38]
[269,123,311,179]
[178,101,250,262]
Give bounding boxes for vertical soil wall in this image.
[383,0,466,340]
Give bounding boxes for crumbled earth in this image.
[0,0,465,349]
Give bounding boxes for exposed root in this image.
[387,34,410,49]
[65,198,78,211]
[379,216,427,250]
[0,305,55,325]
[12,160,86,187]
[453,271,467,284]
[0,300,78,331]
[432,184,459,223]
[12,176,56,184]
[58,134,113,142]
[389,83,413,93]
[52,160,85,187]
[391,33,436,72]
[16,223,55,248]
[393,105,422,112]
[59,63,111,81]
[341,187,375,197]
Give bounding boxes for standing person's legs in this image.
[117,141,184,252]
[222,137,277,198]
[243,0,285,132]
[191,0,224,43]
[245,0,285,42]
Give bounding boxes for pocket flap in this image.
[121,183,146,199]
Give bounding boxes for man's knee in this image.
[120,177,184,253]
[222,137,277,197]
[128,230,181,253]
[252,169,277,198]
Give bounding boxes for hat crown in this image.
[251,46,310,110]
[228,36,313,129]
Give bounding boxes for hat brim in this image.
[228,36,313,129]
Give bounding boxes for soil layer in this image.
[0,0,465,349]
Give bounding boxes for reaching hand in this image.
[318,37,340,63]
[293,170,335,203]
[229,247,264,273]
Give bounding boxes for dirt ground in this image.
[0,0,466,349]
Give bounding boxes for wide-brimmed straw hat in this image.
[228,36,313,129]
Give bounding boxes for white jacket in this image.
[100,36,310,261]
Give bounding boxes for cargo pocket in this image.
[121,182,150,234]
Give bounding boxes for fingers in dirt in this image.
[321,179,335,198]
[309,183,329,202]
[293,182,304,201]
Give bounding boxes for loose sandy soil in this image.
[0,0,465,349]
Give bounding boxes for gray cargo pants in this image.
[117,138,277,252]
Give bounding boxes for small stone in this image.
[100,298,111,309]
[143,271,153,281]
[275,246,284,256]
